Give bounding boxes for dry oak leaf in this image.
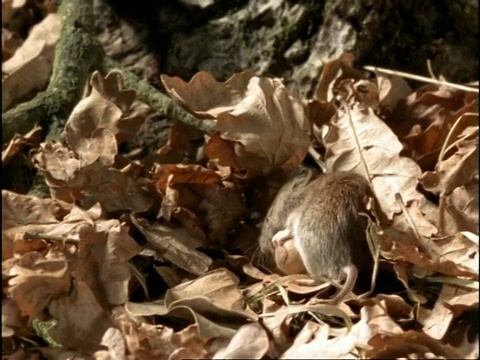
[70,206,142,306]
[421,139,478,235]
[109,306,175,360]
[130,215,212,276]
[432,233,479,276]
[375,73,412,113]
[164,268,248,314]
[2,13,60,112]
[6,249,71,321]
[280,307,374,360]
[152,163,243,242]
[2,190,74,256]
[365,330,463,359]
[314,52,368,103]
[2,190,72,232]
[382,233,478,282]
[323,103,438,239]
[64,70,152,148]
[402,95,477,169]
[389,83,474,139]
[161,70,310,178]
[417,284,478,341]
[47,281,116,353]
[33,130,152,213]
[1,124,42,166]
[213,323,269,359]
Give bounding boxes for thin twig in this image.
[364,66,479,93]
[24,232,79,245]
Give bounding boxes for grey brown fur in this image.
[264,171,374,301]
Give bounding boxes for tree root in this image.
[2,0,213,147]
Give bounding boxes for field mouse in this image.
[265,171,375,303]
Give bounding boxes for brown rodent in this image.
[258,166,319,268]
[268,171,375,303]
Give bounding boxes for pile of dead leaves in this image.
[2,6,479,357]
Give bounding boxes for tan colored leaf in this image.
[161,70,256,117]
[64,70,152,148]
[75,128,117,167]
[323,103,439,242]
[417,284,476,340]
[48,281,114,353]
[421,139,478,235]
[152,163,243,242]
[152,164,222,192]
[75,217,142,306]
[165,268,245,312]
[403,99,478,169]
[365,330,462,359]
[2,13,60,111]
[314,52,367,102]
[433,233,479,275]
[1,124,42,166]
[2,190,71,231]
[130,215,211,276]
[167,296,255,338]
[33,136,153,213]
[162,71,310,177]
[376,73,412,113]
[6,250,71,321]
[1,190,75,252]
[280,306,374,359]
[169,324,209,360]
[391,199,439,238]
[324,105,426,217]
[213,323,269,359]
[110,306,175,360]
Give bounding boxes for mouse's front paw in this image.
[272,228,292,247]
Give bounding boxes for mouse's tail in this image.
[329,265,358,304]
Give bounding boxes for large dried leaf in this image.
[323,105,426,217]
[213,323,269,359]
[2,13,60,111]
[64,70,152,148]
[313,52,367,102]
[421,139,478,235]
[365,330,463,359]
[2,190,75,256]
[48,281,115,353]
[126,295,255,339]
[2,190,72,232]
[162,71,310,177]
[417,284,478,340]
[164,268,246,313]
[1,124,42,166]
[110,306,175,360]
[152,164,243,242]
[72,209,142,306]
[162,70,255,117]
[130,215,211,276]
[322,103,438,241]
[32,130,153,213]
[6,250,71,321]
